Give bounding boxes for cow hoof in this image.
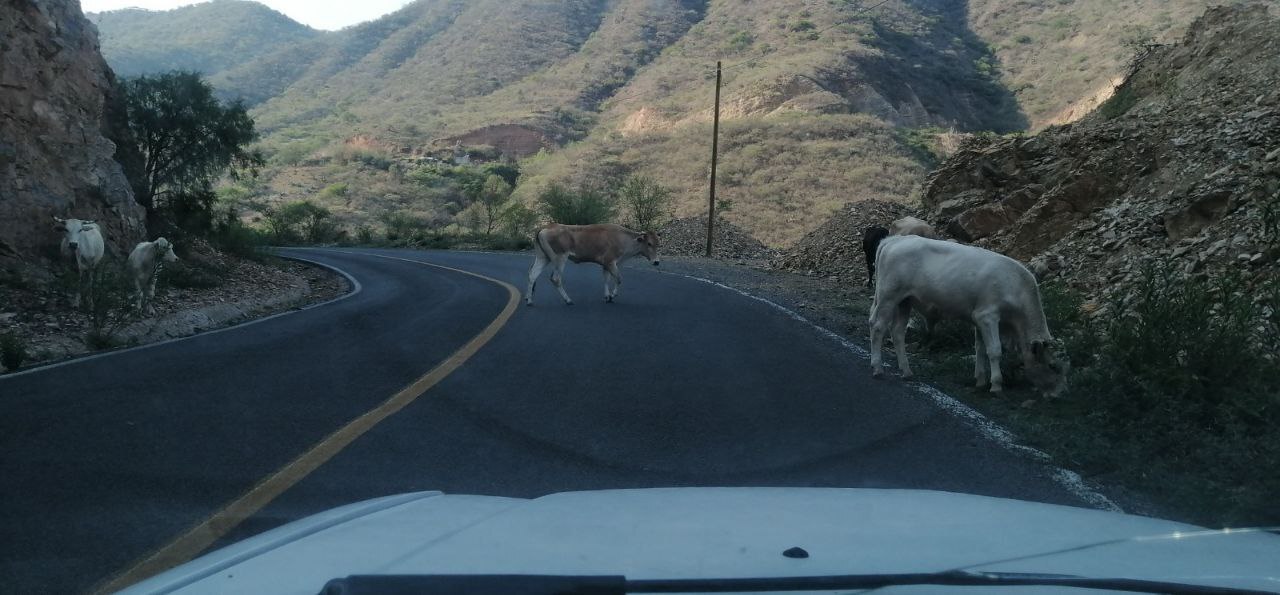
[565,300,574,306]
[525,301,534,307]
[871,368,882,378]
[902,372,915,381]
[989,385,1004,394]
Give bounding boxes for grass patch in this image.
[911,265,1280,526]
[1,332,27,372]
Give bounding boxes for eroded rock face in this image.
[0,0,145,268]
[918,4,1279,299]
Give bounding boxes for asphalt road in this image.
[0,248,1094,594]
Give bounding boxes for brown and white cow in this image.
[526,223,660,306]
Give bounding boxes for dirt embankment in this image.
[0,253,348,373]
[657,216,778,261]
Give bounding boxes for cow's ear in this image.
[636,234,647,243]
[52,216,65,230]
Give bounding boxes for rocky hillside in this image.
[87,0,1264,248]
[966,0,1255,129]
[0,0,146,270]
[780,3,1279,295]
[88,1,319,83]
[920,3,1278,305]
[776,200,913,284]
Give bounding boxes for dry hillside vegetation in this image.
[88,0,318,81]
[93,0,1270,248]
[966,0,1278,129]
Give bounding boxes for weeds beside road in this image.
[656,256,1279,528]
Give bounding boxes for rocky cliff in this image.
[920,3,1278,299]
[0,0,146,269]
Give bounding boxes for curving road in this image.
[0,248,1096,594]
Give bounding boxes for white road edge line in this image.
[0,252,361,381]
[664,271,1122,513]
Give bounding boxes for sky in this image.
[81,0,416,31]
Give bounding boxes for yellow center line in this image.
[95,252,520,594]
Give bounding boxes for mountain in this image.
[90,0,1268,247]
[88,0,318,81]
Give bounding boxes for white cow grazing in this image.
[888,216,940,239]
[869,235,1068,394]
[53,217,105,308]
[128,237,178,313]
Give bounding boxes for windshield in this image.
[2,1,1278,594]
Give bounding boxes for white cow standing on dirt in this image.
[526,223,660,306]
[53,217,105,308]
[869,235,1068,394]
[128,237,178,313]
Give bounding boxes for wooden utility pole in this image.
[706,60,722,258]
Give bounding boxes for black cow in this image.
[862,226,890,287]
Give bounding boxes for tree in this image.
[262,201,332,244]
[470,174,512,236]
[617,175,673,232]
[119,71,262,228]
[499,202,539,239]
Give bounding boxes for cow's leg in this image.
[146,271,159,314]
[892,300,913,380]
[975,312,1004,392]
[74,268,87,309]
[133,276,144,313]
[550,256,573,305]
[604,262,621,302]
[974,328,990,389]
[868,297,896,378]
[526,249,548,306]
[601,267,613,302]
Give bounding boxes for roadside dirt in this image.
[0,256,349,372]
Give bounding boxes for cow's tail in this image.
[534,227,555,262]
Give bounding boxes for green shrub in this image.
[82,261,139,347]
[499,202,540,239]
[726,31,754,52]
[617,175,673,232]
[210,211,268,259]
[538,183,616,225]
[1099,264,1269,402]
[319,183,349,199]
[1,332,26,372]
[1036,266,1279,525]
[355,226,375,245]
[382,211,427,243]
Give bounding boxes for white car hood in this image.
[121,488,1280,594]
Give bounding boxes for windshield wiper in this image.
[321,570,1280,594]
